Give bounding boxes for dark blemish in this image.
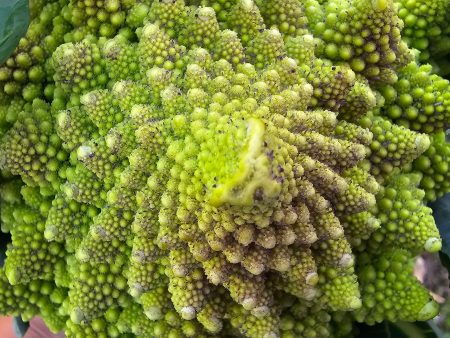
[254,188,264,201]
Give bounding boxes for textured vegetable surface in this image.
[0,0,450,337]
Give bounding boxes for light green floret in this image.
[310,0,413,84]
[368,174,441,253]
[0,1,70,99]
[102,35,141,82]
[256,0,308,37]
[0,268,65,330]
[3,202,64,285]
[380,61,450,133]
[63,163,113,207]
[146,0,186,37]
[53,39,109,102]
[286,34,317,66]
[222,0,266,46]
[68,259,128,324]
[356,250,439,324]
[366,115,430,178]
[57,106,99,152]
[413,132,450,201]
[179,7,220,49]
[395,0,450,61]
[66,0,135,39]
[228,304,280,338]
[0,100,67,193]
[280,303,333,338]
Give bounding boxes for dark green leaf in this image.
[0,0,30,64]
[0,231,11,267]
[12,316,29,338]
[355,321,440,338]
[429,193,450,257]
[438,251,450,276]
[429,193,450,284]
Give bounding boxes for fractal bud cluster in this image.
[0,0,450,337]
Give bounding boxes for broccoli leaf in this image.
[0,231,11,267]
[12,316,29,338]
[430,193,450,259]
[355,321,440,338]
[0,0,30,64]
[438,251,450,277]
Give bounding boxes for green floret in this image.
[0,268,66,329]
[137,23,186,72]
[380,61,450,133]
[246,28,286,69]
[65,0,134,39]
[228,303,280,338]
[44,194,98,252]
[256,0,308,37]
[0,100,67,192]
[212,30,246,65]
[338,80,377,121]
[102,35,141,82]
[0,1,70,100]
[79,90,122,135]
[53,39,109,102]
[64,164,113,207]
[280,302,333,338]
[368,173,441,254]
[30,0,50,19]
[302,59,356,111]
[3,97,27,125]
[66,314,123,338]
[168,255,212,320]
[285,34,317,65]
[56,106,99,152]
[366,115,430,178]
[3,192,64,284]
[77,137,126,182]
[179,7,220,49]
[413,131,450,201]
[68,258,128,324]
[310,0,413,84]
[395,0,450,61]
[0,182,68,331]
[222,0,266,46]
[356,249,439,324]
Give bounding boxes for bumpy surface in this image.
[395,0,450,61]
[393,0,450,75]
[0,0,449,337]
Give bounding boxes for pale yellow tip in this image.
[418,300,439,321]
[372,0,388,11]
[424,237,442,253]
[180,306,196,320]
[145,306,163,320]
